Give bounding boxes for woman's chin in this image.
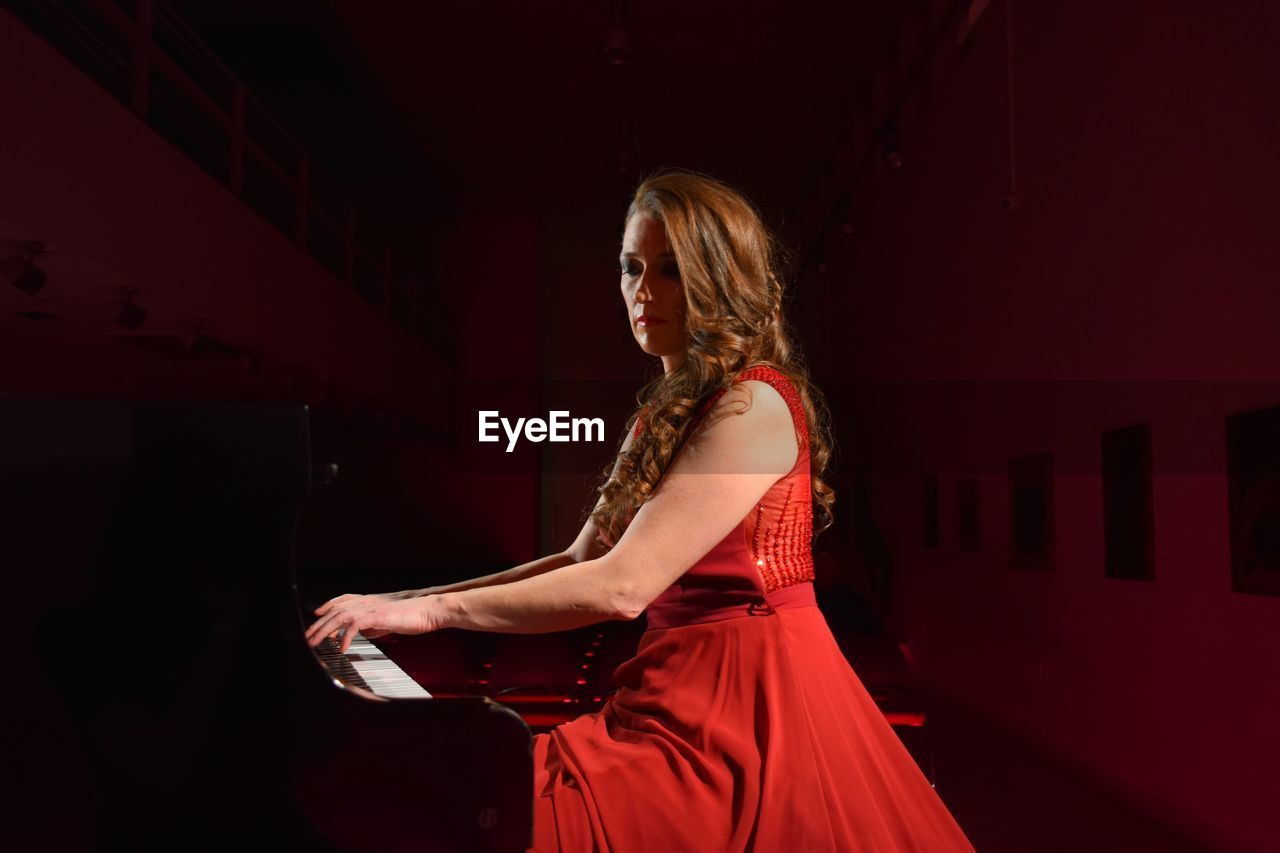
[634,340,681,360]
[633,332,685,360]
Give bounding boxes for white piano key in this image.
[320,631,432,699]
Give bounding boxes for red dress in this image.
[530,366,974,852]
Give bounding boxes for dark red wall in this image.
[794,2,1280,848]
[0,13,542,587]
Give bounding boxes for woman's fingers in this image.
[315,592,361,616]
[306,597,425,648]
[338,621,360,654]
[307,609,346,646]
[308,594,367,644]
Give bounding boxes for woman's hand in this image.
[306,593,446,652]
[315,589,426,613]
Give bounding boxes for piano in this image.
[3,399,532,851]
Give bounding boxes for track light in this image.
[1,241,48,296]
[114,286,147,330]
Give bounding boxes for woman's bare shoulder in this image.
[686,379,798,475]
[703,378,792,428]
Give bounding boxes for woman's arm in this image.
[394,552,577,598]
[314,425,632,631]
[429,380,799,633]
[307,381,796,646]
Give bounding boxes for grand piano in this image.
[4,399,532,851]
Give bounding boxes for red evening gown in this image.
[530,365,974,852]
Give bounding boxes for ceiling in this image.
[175,0,911,252]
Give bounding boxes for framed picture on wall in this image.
[957,476,981,552]
[1102,423,1155,581]
[1226,404,1280,596]
[1009,452,1053,571]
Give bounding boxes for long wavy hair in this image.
[591,169,836,548]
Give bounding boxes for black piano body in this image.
[3,398,532,851]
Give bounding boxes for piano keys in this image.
[315,631,433,699]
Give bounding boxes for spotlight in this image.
[114,287,147,330]
[1,241,48,296]
[816,259,829,275]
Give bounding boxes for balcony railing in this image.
[7,0,451,360]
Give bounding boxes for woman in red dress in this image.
[308,171,974,852]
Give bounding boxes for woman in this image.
[307,171,974,852]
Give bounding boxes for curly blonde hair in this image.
[591,169,835,547]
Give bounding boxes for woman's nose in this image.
[633,276,653,302]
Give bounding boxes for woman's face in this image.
[620,213,687,370]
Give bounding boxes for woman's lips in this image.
[636,315,667,326]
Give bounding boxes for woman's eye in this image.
[619,260,677,278]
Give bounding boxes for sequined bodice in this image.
[637,365,817,629]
